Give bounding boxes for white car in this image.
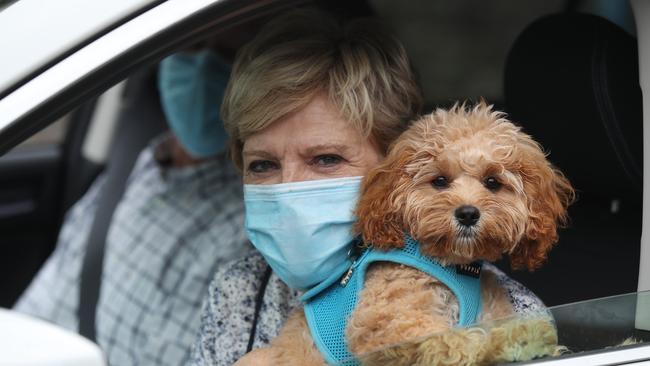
[0,0,648,365]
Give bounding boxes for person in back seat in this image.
[13,43,249,366]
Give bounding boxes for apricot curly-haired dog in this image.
[236,103,574,366]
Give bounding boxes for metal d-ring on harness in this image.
[339,241,366,287]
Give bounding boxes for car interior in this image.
[0,0,643,325]
[500,10,643,307]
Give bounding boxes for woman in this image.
[190,10,544,365]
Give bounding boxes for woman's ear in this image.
[509,148,575,271]
[353,150,412,250]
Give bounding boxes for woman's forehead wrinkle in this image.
[294,125,360,155]
[242,149,276,160]
[242,133,286,159]
[302,143,352,155]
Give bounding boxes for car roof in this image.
[0,0,157,93]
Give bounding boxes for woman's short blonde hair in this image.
[222,9,423,168]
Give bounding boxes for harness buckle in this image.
[340,265,354,286]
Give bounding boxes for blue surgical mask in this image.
[244,176,363,290]
[158,50,231,157]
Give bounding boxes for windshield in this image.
[355,291,650,365]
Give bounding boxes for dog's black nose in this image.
[455,205,480,227]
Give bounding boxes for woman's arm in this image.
[482,263,547,314]
[188,250,302,366]
[188,252,269,366]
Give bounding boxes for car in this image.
[0,0,648,364]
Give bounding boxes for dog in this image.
[237,103,574,365]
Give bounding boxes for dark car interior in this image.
[499,11,643,306]
[0,0,643,318]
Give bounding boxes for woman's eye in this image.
[484,176,502,191]
[432,176,449,188]
[312,154,343,167]
[248,160,278,173]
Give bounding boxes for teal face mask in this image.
[158,50,231,157]
[244,176,363,290]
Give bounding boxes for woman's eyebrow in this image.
[303,143,350,156]
[242,149,276,160]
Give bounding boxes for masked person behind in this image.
[190,9,547,366]
[14,46,248,366]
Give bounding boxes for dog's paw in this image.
[485,316,561,363]
[358,315,563,366]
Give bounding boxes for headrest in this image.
[505,13,642,201]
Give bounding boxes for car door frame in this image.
[0,0,301,155]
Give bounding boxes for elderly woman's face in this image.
[242,94,383,184]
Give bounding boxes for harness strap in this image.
[302,236,482,365]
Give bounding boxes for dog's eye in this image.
[484,176,502,191]
[432,176,449,188]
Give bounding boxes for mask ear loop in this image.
[247,265,272,353]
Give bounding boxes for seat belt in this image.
[78,69,166,341]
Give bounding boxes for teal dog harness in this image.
[301,235,483,365]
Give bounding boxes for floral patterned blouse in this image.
[189,250,545,366]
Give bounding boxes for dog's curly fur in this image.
[355,102,574,270]
[235,103,574,365]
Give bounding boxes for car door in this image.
[0,116,70,307]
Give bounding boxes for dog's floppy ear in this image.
[354,143,415,250]
[509,140,575,271]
